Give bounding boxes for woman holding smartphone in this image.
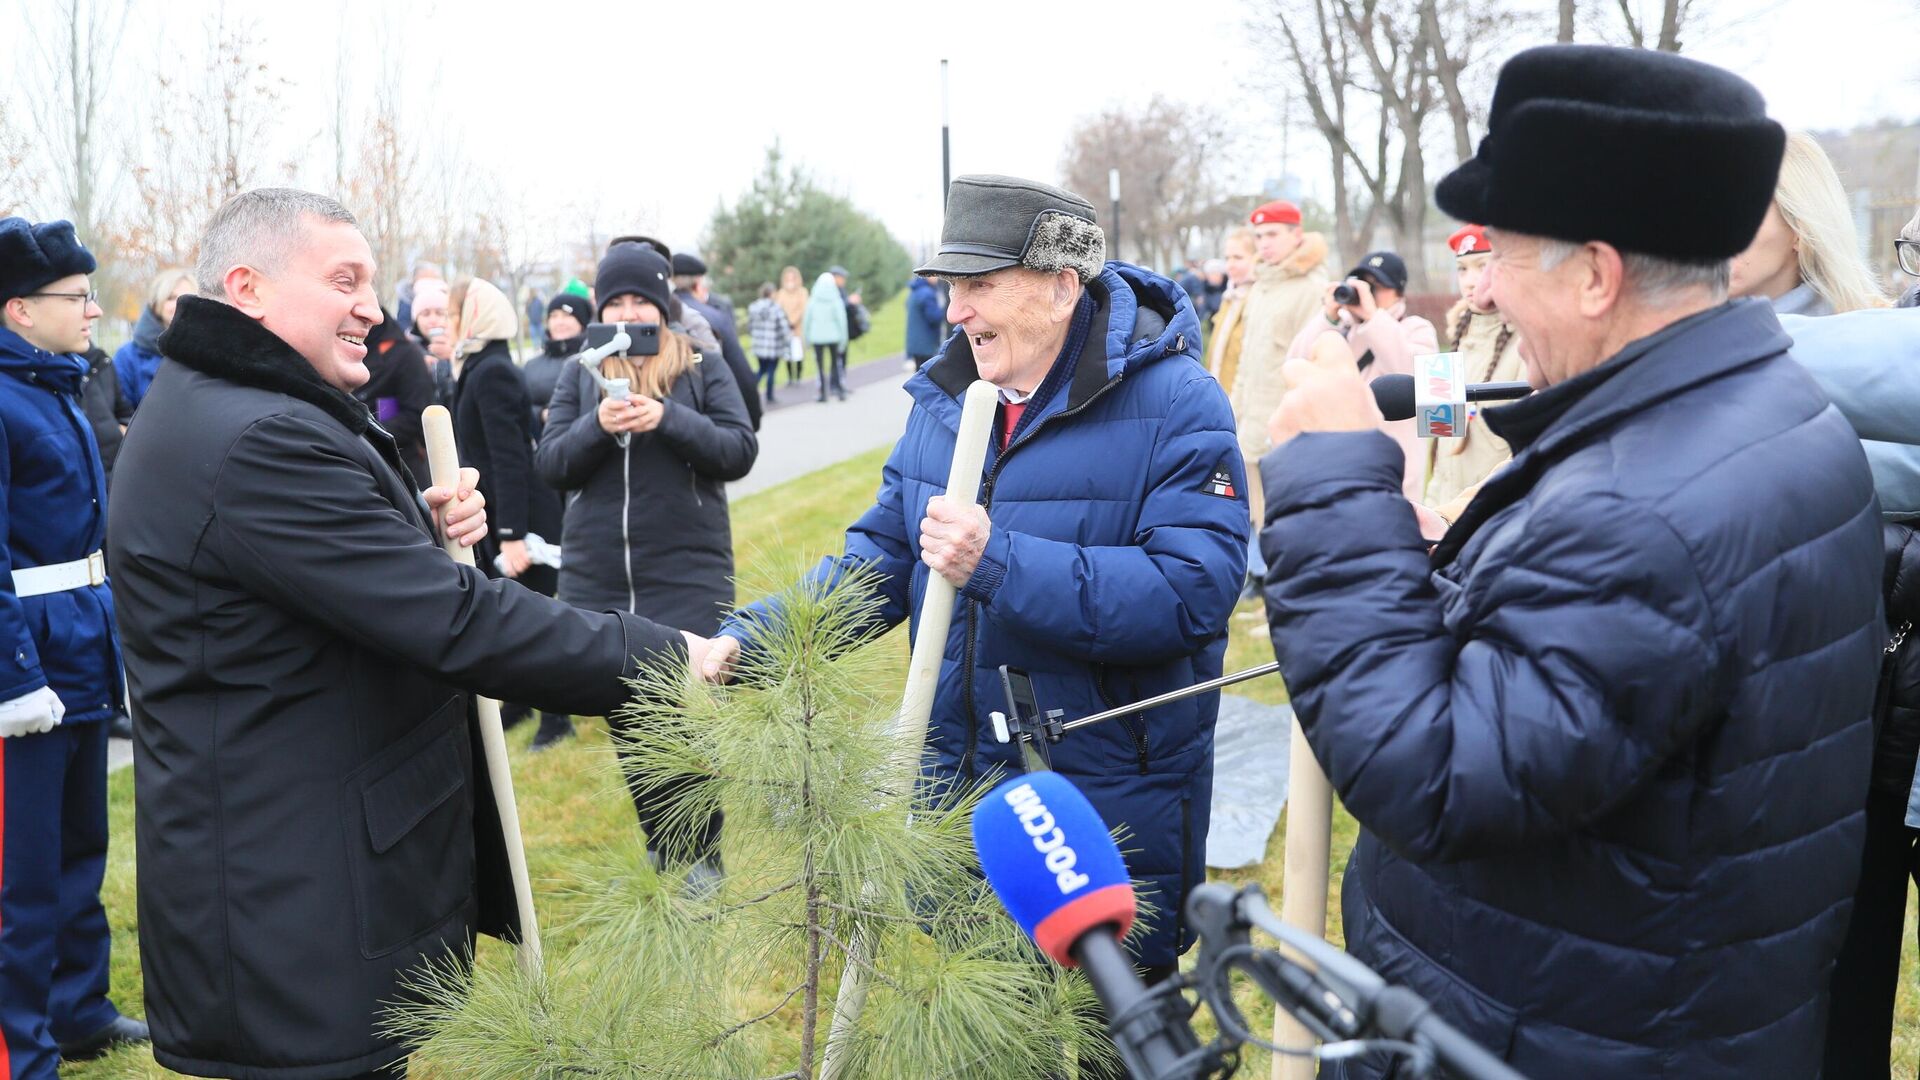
[535,242,757,885]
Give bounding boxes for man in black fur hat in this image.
[1256,46,1884,1077]
[106,188,713,1080]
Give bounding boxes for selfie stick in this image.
[422,405,543,976]
[577,331,634,448]
[819,379,999,1080]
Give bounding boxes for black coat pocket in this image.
[341,695,475,958]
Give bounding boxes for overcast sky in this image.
[6,0,1917,263]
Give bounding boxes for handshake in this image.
[682,631,741,685]
[676,494,995,688]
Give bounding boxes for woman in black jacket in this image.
[448,279,570,748]
[536,243,757,880]
[523,292,592,441]
[352,307,436,483]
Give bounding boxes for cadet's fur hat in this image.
[0,218,96,303]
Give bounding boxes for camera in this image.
[1333,282,1361,306]
[585,321,661,357]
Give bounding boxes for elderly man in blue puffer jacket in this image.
[708,175,1248,1012]
[1260,47,1883,1079]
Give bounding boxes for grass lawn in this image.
[71,444,1920,1077]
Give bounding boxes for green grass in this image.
[847,292,908,369]
[72,446,1920,1077]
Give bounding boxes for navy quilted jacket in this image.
[1260,300,1881,1077]
[0,325,120,720]
[726,263,1249,966]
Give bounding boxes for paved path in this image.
[729,356,917,499]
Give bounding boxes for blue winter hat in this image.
[0,218,97,303]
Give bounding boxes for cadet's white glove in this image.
[0,686,65,737]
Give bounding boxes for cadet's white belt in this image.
[11,552,106,597]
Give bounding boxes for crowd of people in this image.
[3,37,1920,1080]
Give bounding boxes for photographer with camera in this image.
[534,241,757,880]
[1286,250,1436,500]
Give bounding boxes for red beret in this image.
[1448,224,1490,257]
[1249,200,1301,226]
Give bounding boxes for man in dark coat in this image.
[107,188,712,1080]
[904,274,948,367]
[1259,47,1883,1077]
[672,252,762,431]
[77,345,130,486]
[0,217,150,1076]
[706,178,1247,1067]
[351,306,435,484]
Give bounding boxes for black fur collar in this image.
[159,296,373,434]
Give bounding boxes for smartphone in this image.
[1000,667,1040,730]
[585,321,661,357]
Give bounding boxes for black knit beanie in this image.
[547,292,593,326]
[599,239,675,315]
[595,243,673,319]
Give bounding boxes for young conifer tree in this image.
[387,566,1113,1078]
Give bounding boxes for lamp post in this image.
[1108,168,1122,263]
[941,60,952,209]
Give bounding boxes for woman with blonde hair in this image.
[1731,131,1890,315]
[536,243,757,872]
[774,265,808,387]
[113,267,194,411]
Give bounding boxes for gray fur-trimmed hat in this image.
[916,175,1107,283]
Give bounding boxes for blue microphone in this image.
[973,771,1201,1078]
[972,770,1135,965]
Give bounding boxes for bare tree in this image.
[1588,0,1726,51]
[1059,96,1240,269]
[23,0,130,246]
[1423,0,1511,162]
[1248,0,1508,288]
[1250,0,1376,261]
[114,8,290,274]
[342,19,419,304]
[0,97,37,218]
[1336,0,1443,282]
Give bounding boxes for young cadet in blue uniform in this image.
[0,217,149,1077]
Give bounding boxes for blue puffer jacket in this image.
[726,263,1248,966]
[0,326,120,721]
[1260,300,1882,1078]
[113,306,166,410]
[905,276,947,358]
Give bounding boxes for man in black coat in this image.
[671,252,762,430]
[351,306,435,484]
[77,345,130,486]
[106,188,717,1080]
